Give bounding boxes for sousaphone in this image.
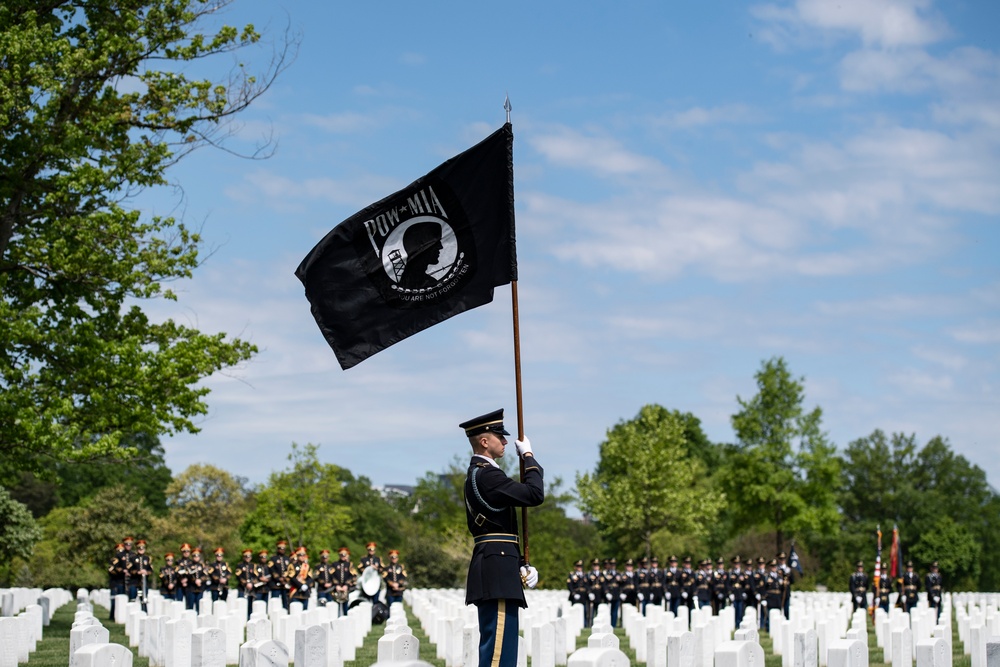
[359,565,383,598]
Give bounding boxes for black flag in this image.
[296,124,516,370]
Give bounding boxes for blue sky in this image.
[150,0,999,498]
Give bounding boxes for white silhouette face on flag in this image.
[380,215,459,289]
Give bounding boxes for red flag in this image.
[889,524,900,578]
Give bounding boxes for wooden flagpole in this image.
[505,94,530,565]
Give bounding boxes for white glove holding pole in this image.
[520,565,538,589]
[515,437,533,457]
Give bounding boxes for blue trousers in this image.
[476,599,519,667]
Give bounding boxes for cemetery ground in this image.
[23,599,977,667]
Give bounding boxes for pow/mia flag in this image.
[296,124,516,370]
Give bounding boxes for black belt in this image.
[474,533,519,545]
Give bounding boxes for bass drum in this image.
[371,601,390,625]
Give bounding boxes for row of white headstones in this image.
[2,586,999,667]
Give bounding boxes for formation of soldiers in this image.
[108,537,407,620]
[566,553,796,631]
[849,559,944,619]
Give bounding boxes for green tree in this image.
[721,357,840,553]
[0,486,42,584]
[0,0,293,478]
[240,443,353,551]
[576,404,725,559]
[157,463,250,554]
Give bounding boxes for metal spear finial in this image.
[504,94,512,124]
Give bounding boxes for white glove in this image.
[638,593,645,601]
[755,594,761,601]
[761,599,768,607]
[729,594,735,601]
[681,592,688,599]
[515,437,533,457]
[620,593,626,601]
[520,565,538,589]
[666,593,671,600]
[301,585,309,592]
[605,593,612,601]
[573,593,580,601]
[588,593,595,601]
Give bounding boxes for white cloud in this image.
[529,127,668,178]
[752,0,948,49]
[653,104,759,129]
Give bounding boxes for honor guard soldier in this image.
[159,553,181,601]
[176,543,194,607]
[287,547,313,609]
[849,561,869,612]
[269,540,292,609]
[332,547,357,616]
[586,558,604,618]
[207,547,232,602]
[636,557,651,613]
[132,540,152,610]
[752,557,767,627]
[729,556,751,627]
[712,557,729,613]
[567,560,591,626]
[120,537,138,602]
[461,409,543,667]
[648,557,665,611]
[602,558,622,627]
[620,558,638,611]
[107,541,127,621]
[679,556,695,610]
[926,561,943,620]
[234,549,259,616]
[899,560,920,612]
[314,550,335,607]
[663,556,681,615]
[762,559,785,631]
[185,548,206,612]
[875,569,893,613]
[777,551,792,619]
[358,542,384,603]
[383,549,408,606]
[693,559,712,609]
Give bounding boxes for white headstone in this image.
[667,631,695,667]
[916,638,952,667]
[192,627,226,667]
[165,617,193,667]
[69,623,111,667]
[377,631,420,663]
[714,640,766,667]
[567,646,631,667]
[75,643,135,667]
[239,638,290,667]
[294,624,328,667]
[794,629,818,667]
[827,638,868,667]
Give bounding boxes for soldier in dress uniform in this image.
[131,539,152,610]
[331,547,357,616]
[286,547,313,609]
[648,557,665,612]
[620,558,638,612]
[849,561,869,612]
[567,560,591,626]
[176,543,193,607]
[234,548,259,616]
[752,556,767,628]
[383,549,408,607]
[602,558,622,627]
[777,551,792,619]
[899,560,920,612]
[694,559,713,609]
[159,552,181,601]
[729,556,751,627]
[679,556,695,610]
[664,555,681,615]
[875,568,893,613]
[636,557,650,613]
[256,550,272,600]
[925,561,944,621]
[762,559,785,631]
[107,541,127,621]
[358,542,384,603]
[586,558,604,619]
[461,409,543,667]
[712,557,729,613]
[313,550,335,607]
[185,548,206,612]
[207,547,232,602]
[269,540,292,609]
[120,537,138,601]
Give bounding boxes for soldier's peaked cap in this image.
[856,561,864,567]
[574,559,584,567]
[460,409,510,437]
